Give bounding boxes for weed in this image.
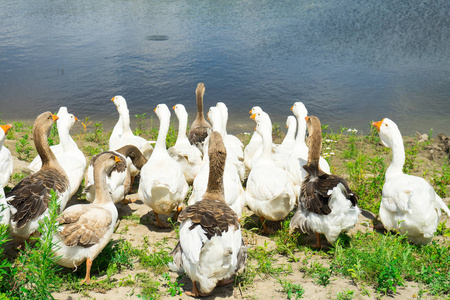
[162,273,184,297]
[134,113,147,135]
[11,190,62,299]
[279,279,305,299]
[0,194,12,294]
[377,259,404,295]
[136,273,160,300]
[135,238,172,275]
[274,219,301,262]
[121,213,141,225]
[83,145,103,156]
[335,289,355,300]
[10,172,25,186]
[15,134,34,161]
[432,163,450,198]
[342,130,358,159]
[404,141,420,173]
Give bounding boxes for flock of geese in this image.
[0,82,449,296]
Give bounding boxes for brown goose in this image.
[170,131,246,297]
[7,112,70,240]
[85,145,147,204]
[290,115,360,248]
[188,83,211,149]
[53,153,121,284]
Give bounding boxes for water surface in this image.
[1,0,450,135]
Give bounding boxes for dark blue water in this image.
[1,0,450,135]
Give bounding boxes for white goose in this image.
[244,106,274,170]
[290,115,360,247]
[85,145,147,204]
[53,153,121,284]
[138,104,189,228]
[0,124,13,188]
[170,131,246,297]
[273,115,297,169]
[109,96,154,178]
[168,104,203,185]
[286,102,330,197]
[27,107,86,198]
[246,115,296,233]
[372,118,450,245]
[7,112,70,240]
[0,187,9,226]
[216,102,244,164]
[189,107,246,218]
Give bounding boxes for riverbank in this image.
[2,120,450,299]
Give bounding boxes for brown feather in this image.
[188,83,211,145]
[300,115,358,216]
[58,205,113,247]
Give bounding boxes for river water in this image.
[1,0,450,135]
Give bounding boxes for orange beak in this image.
[249,109,252,114]
[290,105,293,111]
[52,114,59,122]
[305,116,310,121]
[154,107,157,112]
[111,97,115,102]
[114,155,121,163]
[74,116,79,122]
[372,119,383,132]
[250,113,256,120]
[0,124,12,134]
[172,105,176,110]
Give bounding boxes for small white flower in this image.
[330,152,335,155]
[326,147,331,150]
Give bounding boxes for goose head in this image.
[291,102,308,119]
[111,96,128,112]
[34,111,59,138]
[57,107,78,132]
[0,124,12,145]
[172,104,187,120]
[250,110,271,127]
[372,118,401,149]
[249,106,262,115]
[154,103,171,121]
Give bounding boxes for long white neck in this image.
[58,122,77,152]
[119,106,133,135]
[255,125,275,166]
[221,108,228,136]
[281,119,296,146]
[293,114,308,153]
[155,114,170,153]
[175,111,188,146]
[112,115,123,136]
[386,132,405,179]
[211,114,224,136]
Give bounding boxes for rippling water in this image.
[1,0,450,135]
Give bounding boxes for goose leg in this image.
[81,258,92,285]
[153,212,169,228]
[312,233,322,248]
[260,216,270,234]
[186,280,212,297]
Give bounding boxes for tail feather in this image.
[435,193,450,217]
